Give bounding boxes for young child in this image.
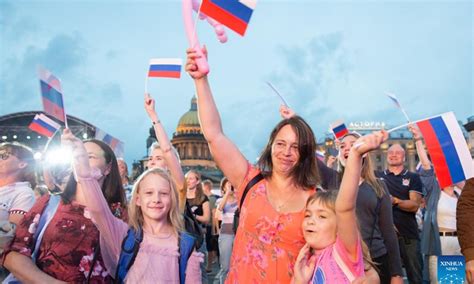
[293,130,387,284]
[61,129,202,283]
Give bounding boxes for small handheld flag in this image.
[416,112,473,188]
[316,150,325,162]
[200,0,257,36]
[28,113,61,138]
[95,128,125,158]
[386,92,411,123]
[148,58,182,79]
[38,66,67,125]
[330,120,349,139]
[145,58,182,94]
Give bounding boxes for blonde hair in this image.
[185,170,205,206]
[306,192,377,271]
[128,168,183,236]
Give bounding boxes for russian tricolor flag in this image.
[416,112,473,188]
[201,0,257,36]
[28,113,61,138]
[316,150,325,162]
[95,128,124,158]
[330,120,349,139]
[148,58,182,79]
[38,67,66,123]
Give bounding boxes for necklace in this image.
[269,186,298,212]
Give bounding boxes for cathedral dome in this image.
[176,96,201,134]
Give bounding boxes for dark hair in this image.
[0,142,36,188]
[257,116,320,189]
[220,177,233,192]
[61,139,126,207]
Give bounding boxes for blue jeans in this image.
[214,234,235,284]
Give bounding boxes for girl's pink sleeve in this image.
[77,172,129,275]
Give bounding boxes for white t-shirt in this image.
[437,189,460,231]
[0,182,35,222]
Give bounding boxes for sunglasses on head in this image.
[0,152,13,160]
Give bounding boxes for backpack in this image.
[232,173,264,234]
[183,201,204,249]
[114,228,196,284]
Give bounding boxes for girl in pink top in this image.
[293,130,388,284]
[62,129,202,283]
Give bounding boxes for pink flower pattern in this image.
[6,195,125,283]
[226,166,314,284]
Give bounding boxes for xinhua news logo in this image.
[438,255,466,284]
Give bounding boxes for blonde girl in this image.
[62,129,202,283]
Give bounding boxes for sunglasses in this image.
[0,152,13,160]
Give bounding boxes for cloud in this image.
[266,32,353,130]
[1,32,88,113]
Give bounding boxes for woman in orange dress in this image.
[185,48,321,283]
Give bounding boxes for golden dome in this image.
[176,96,201,134]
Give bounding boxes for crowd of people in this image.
[0,47,473,284]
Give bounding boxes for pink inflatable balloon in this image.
[183,0,209,74]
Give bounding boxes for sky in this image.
[1,0,473,167]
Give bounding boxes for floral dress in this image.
[4,194,125,283]
[225,164,315,284]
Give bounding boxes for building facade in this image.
[138,97,223,184]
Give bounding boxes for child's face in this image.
[136,174,172,222]
[302,199,337,251]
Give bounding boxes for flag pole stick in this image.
[190,0,203,48]
[266,81,289,107]
[145,73,149,95]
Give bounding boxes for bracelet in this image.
[152,120,160,125]
[413,137,423,142]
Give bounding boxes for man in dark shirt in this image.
[376,143,423,284]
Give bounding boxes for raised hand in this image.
[279,104,295,119]
[61,128,90,178]
[408,124,422,140]
[144,93,158,121]
[352,130,388,156]
[185,46,209,80]
[292,243,317,284]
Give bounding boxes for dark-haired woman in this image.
[186,48,328,283]
[185,169,210,283]
[3,138,126,283]
[185,47,380,283]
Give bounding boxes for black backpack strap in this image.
[86,242,101,283]
[239,173,264,209]
[178,232,196,284]
[114,227,143,284]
